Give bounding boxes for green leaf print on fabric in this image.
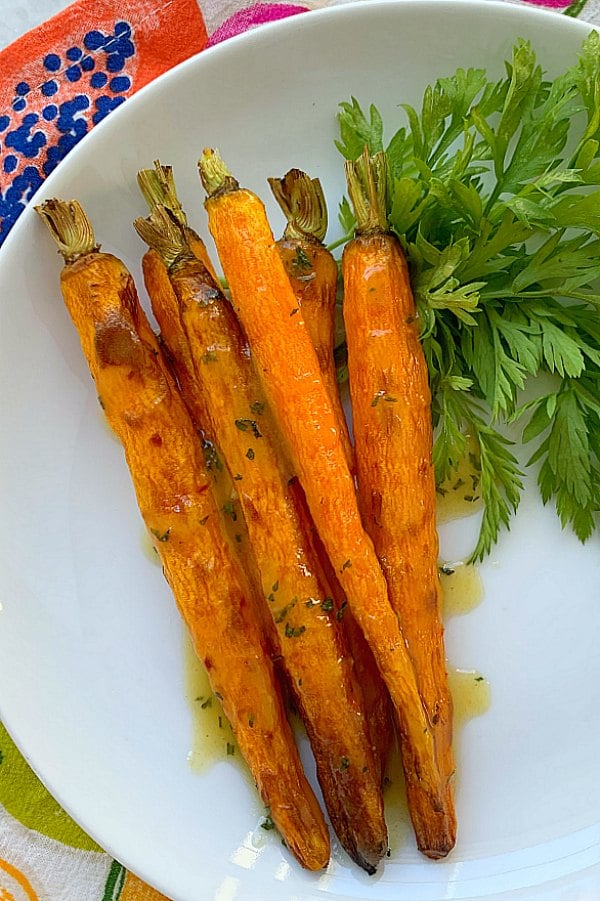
[0,722,102,852]
[102,860,126,900]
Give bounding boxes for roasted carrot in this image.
[36,198,330,872]
[198,149,450,855]
[136,165,266,629]
[342,149,456,856]
[269,169,352,467]
[134,203,388,873]
[269,169,393,787]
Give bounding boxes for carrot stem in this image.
[268,169,328,243]
[137,161,188,227]
[344,148,389,234]
[36,199,98,262]
[198,148,239,197]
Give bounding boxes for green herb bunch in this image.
[336,32,600,560]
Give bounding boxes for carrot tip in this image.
[268,169,328,243]
[344,148,389,234]
[198,148,239,198]
[35,198,99,263]
[137,161,187,227]
[133,205,189,269]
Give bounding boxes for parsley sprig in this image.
[336,33,600,560]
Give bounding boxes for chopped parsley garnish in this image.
[202,440,223,473]
[336,600,348,621]
[284,623,306,639]
[222,501,237,521]
[235,418,262,439]
[293,246,312,270]
[275,598,298,624]
[150,527,171,543]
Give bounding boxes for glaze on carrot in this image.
[343,149,456,857]
[134,203,388,873]
[198,149,448,853]
[269,169,393,786]
[36,198,330,872]
[269,169,352,467]
[136,165,263,611]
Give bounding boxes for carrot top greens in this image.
[336,32,600,561]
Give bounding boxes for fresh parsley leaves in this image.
[336,33,600,559]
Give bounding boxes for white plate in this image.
[1,2,600,899]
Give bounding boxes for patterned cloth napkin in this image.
[0,0,598,898]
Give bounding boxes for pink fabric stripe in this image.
[209,3,310,45]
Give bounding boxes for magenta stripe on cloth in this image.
[209,3,310,45]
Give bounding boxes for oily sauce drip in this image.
[183,631,240,773]
[384,667,491,852]
[440,561,483,617]
[436,438,484,524]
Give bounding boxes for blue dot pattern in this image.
[0,21,136,245]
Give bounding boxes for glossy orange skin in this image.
[205,186,447,832]
[141,249,273,647]
[277,237,393,785]
[277,239,352,468]
[144,251,387,873]
[343,232,456,857]
[58,251,329,871]
[288,477,393,791]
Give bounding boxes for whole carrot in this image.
[342,149,456,856]
[270,169,393,786]
[198,149,449,855]
[134,203,388,873]
[136,164,266,628]
[36,198,330,872]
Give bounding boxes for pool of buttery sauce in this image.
[183,633,244,775]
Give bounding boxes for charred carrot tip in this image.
[35,198,99,263]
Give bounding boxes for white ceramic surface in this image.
[1,3,599,899]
